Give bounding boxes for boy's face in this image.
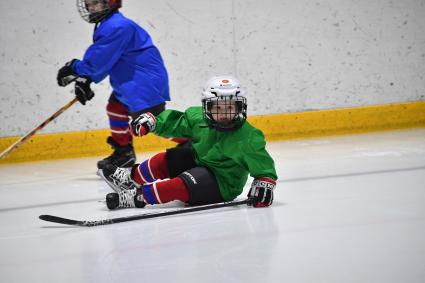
[210,100,237,123]
[85,0,105,13]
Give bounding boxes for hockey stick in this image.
[0,97,79,160]
[39,198,253,227]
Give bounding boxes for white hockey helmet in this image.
[201,76,247,131]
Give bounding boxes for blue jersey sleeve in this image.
[73,22,133,83]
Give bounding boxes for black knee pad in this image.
[166,147,197,178]
[178,167,224,206]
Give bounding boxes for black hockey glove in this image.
[57,59,78,87]
[130,112,157,136]
[74,77,95,105]
[247,177,276,207]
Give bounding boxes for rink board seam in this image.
[1,100,425,164]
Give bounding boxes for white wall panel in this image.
[1,0,424,136]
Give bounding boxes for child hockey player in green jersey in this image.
[99,76,277,209]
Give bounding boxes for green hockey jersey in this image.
[154,107,277,201]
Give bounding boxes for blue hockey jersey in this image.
[72,11,170,113]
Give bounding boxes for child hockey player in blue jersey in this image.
[99,76,278,209]
[57,0,183,169]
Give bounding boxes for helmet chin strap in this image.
[88,4,114,23]
[211,121,243,132]
[89,11,106,23]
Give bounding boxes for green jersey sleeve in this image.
[239,128,278,181]
[153,108,201,138]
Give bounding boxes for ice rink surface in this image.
[0,128,424,283]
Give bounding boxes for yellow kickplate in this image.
[1,101,424,164]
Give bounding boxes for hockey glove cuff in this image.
[130,112,157,136]
[75,77,94,105]
[57,59,78,87]
[248,177,276,207]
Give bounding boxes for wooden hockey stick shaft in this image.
[0,97,79,160]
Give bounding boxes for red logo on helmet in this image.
[222,80,229,83]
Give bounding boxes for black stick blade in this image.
[39,215,81,226]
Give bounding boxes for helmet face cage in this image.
[77,0,120,23]
[202,95,247,132]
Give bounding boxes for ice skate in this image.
[106,189,146,209]
[98,164,137,193]
[97,137,136,170]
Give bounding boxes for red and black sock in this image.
[131,152,190,204]
[132,152,169,185]
[141,177,189,205]
[107,100,131,146]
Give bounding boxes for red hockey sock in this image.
[132,152,169,185]
[141,177,189,204]
[107,100,131,146]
